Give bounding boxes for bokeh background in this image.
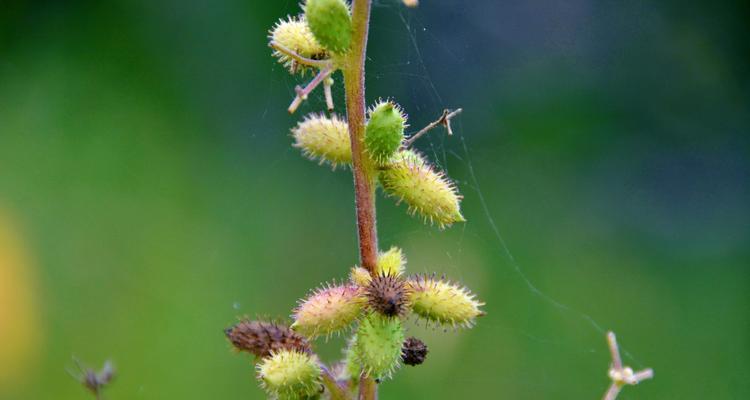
[1,0,748,399]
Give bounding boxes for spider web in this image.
[372,0,645,369]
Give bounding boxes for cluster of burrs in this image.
[271,0,464,227]
[226,1,483,399]
[270,0,418,113]
[268,0,356,114]
[226,247,484,399]
[292,101,465,227]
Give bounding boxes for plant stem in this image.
[606,332,623,370]
[603,383,622,400]
[345,2,378,399]
[321,365,351,400]
[343,0,378,275]
[358,375,378,400]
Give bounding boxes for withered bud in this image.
[69,358,115,398]
[401,337,428,366]
[365,274,410,317]
[225,320,311,358]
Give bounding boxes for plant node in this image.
[365,274,410,317]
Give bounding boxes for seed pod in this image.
[225,320,311,358]
[401,337,428,366]
[353,314,405,379]
[349,266,372,287]
[376,246,406,277]
[407,275,484,328]
[292,114,352,168]
[379,150,465,228]
[365,101,406,165]
[365,274,409,317]
[257,349,322,400]
[304,0,352,53]
[269,16,327,75]
[292,284,365,338]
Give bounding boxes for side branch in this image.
[269,41,330,68]
[403,108,462,148]
[606,332,622,370]
[358,375,377,400]
[289,65,334,114]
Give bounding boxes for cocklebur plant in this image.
[226,1,483,399]
[227,250,483,399]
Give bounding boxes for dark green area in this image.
[0,0,748,399]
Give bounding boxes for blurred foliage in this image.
[0,211,41,387]
[0,0,748,399]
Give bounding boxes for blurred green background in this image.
[0,0,748,399]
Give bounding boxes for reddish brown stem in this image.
[344,2,377,397]
[343,0,378,275]
[289,65,333,114]
[321,365,350,400]
[358,373,377,400]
